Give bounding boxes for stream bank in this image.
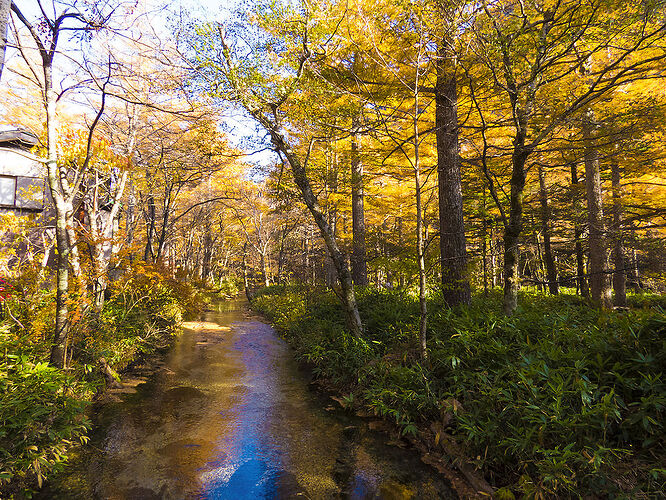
[45,299,455,499]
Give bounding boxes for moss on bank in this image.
[253,285,666,498]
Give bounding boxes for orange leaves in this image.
[56,125,127,173]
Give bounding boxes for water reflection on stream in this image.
[51,300,455,499]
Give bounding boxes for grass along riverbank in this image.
[0,263,206,498]
[252,285,666,498]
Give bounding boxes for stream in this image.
[48,300,456,499]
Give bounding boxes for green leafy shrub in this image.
[253,285,666,497]
[0,260,205,496]
[75,262,204,371]
[214,276,241,298]
[0,326,91,495]
[1,265,56,352]
[356,288,418,348]
[627,291,666,309]
[362,360,437,434]
[254,286,377,382]
[426,292,666,495]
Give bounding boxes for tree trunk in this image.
[611,154,626,306]
[413,84,428,360]
[264,120,362,337]
[260,250,269,287]
[325,142,339,289]
[92,247,106,312]
[242,242,252,302]
[88,173,106,311]
[583,110,612,309]
[144,192,156,262]
[51,201,71,368]
[67,209,82,279]
[276,223,291,284]
[435,44,470,307]
[126,180,136,262]
[503,146,528,315]
[533,221,545,292]
[538,164,558,294]
[155,197,171,262]
[184,231,193,275]
[0,0,10,81]
[631,241,641,289]
[397,216,405,288]
[87,169,127,312]
[40,229,55,270]
[498,11,554,313]
[304,228,310,284]
[44,62,70,368]
[202,230,213,284]
[489,221,496,288]
[570,163,589,298]
[415,161,428,360]
[482,206,488,295]
[350,116,368,286]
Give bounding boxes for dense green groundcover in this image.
[0,263,206,498]
[253,285,666,498]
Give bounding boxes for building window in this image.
[0,176,16,206]
[16,177,44,209]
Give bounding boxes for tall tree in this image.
[570,162,589,298]
[0,0,10,80]
[11,1,112,367]
[537,163,558,294]
[469,0,665,313]
[610,151,626,306]
[582,106,612,309]
[435,40,470,306]
[186,3,364,336]
[350,114,368,286]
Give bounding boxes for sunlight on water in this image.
[181,321,231,331]
[46,300,454,499]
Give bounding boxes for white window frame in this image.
[0,175,17,207]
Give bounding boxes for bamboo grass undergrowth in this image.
[253,284,666,498]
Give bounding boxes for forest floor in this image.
[252,285,666,498]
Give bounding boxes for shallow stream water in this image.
[48,300,455,499]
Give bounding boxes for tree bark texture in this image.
[202,230,213,283]
[537,164,558,294]
[611,155,626,306]
[0,0,10,81]
[503,145,528,315]
[260,250,270,287]
[583,110,612,309]
[570,163,589,298]
[350,118,368,286]
[87,169,128,311]
[413,83,428,360]
[415,165,428,360]
[435,47,470,307]
[44,63,70,368]
[482,192,488,295]
[242,242,252,302]
[489,222,497,287]
[261,117,363,337]
[144,191,156,262]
